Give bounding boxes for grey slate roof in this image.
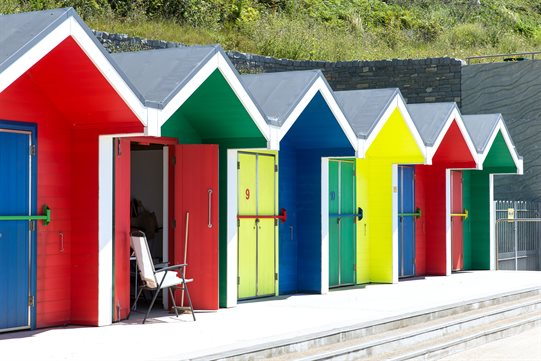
[407,102,458,146]
[112,46,222,108]
[241,70,321,126]
[0,7,145,103]
[462,114,502,153]
[334,88,401,138]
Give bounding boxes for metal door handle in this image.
[450,209,468,219]
[208,189,213,228]
[59,232,64,252]
[0,205,51,225]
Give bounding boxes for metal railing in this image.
[466,51,541,64]
[495,201,541,271]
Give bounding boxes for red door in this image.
[451,171,464,271]
[174,144,219,310]
[113,138,132,321]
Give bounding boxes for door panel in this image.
[339,161,355,285]
[175,144,219,310]
[238,153,257,299]
[328,161,340,287]
[451,171,464,271]
[0,130,31,331]
[398,166,415,278]
[113,138,131,321]
[329,160,356,288]
[256,155,276,296]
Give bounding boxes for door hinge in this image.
[274,164,278,172]
[413,258,416,265]
[117,140,121,156]
[237,161,241,170]
[29,221,36,231]
[28,295,34,307]
[172,219,176,229]
[172,156,176,165]
[354,264,357,272]
[237,219,240,227]
[237,276,240,285]
[274,218,278,226]
[30,144,36,157]
[275,273,278,281]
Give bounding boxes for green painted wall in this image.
[463,131,518,271]
[160,69,267,307]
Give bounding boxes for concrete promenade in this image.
[1,271,540,361]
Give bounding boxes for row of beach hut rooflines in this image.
[0,7,523,332]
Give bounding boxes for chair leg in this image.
[132,287,144,311]
[143,288,161,324]
[183,281,196,321]
[169,288,179,318]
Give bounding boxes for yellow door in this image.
[238,153,257,299]
[237,152,276,299]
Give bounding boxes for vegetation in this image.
[2,0,541,61]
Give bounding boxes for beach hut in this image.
[334,89,427,284]
[0,8,149,330]
[407,103,479,277]
[236,70,358,304]
[461,114,523,271]
[110,47,271,312]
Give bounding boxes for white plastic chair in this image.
[130,230,196,323]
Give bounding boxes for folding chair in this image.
[130,230,196,323]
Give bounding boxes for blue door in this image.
[0,125,35,331]
[398,166,415,278]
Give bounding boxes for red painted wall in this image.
[415,121,476,277]
[0,37,143,327]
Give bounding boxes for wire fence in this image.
[495,201,541,271]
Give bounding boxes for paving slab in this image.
[0,271,540,361]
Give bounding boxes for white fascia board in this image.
[357,138,366,158]
[363,99,395,155]
[277,77,358,154]
[69,18,147,127]
[396,97,429,164]
[430,107,481,169]
[159,53,218,126]
[363,96,428,163]
[269,125,281,151]
[0,18,149,128]
[226,149,238,307]
[480,119,522,174]
[278,80,320,142]
[217,53,272,146]
[317,79,359,155]
[0,19,70,93]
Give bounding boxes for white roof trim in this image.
[277,76,359,156]
[0,16,150,130]
[363,94,428,162]
[428,106,481,169]
[157,52,272,147]
[480,117,523,174]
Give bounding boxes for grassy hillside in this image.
[2,0,541,61]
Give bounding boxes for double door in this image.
[237,152,277,299]
[398,166,416,278]
[0,126,35,332]
[329,160,356,287]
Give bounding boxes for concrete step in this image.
[199,287,541,361]
[278,295,541,361]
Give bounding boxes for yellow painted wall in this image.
[356,107,425,284]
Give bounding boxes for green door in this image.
[329,160,356,287]
[238,152,276,299]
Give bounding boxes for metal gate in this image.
[495,201,541,271]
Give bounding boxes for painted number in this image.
[330,191,336,201]
[245,188,250,200]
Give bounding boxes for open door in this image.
[398,165,416,278]
[174,144,219,310]
[113,138,131,321]
[451,171,464,271]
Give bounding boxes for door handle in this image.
[208,189,213,228]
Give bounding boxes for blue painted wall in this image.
[278,92,354,294]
